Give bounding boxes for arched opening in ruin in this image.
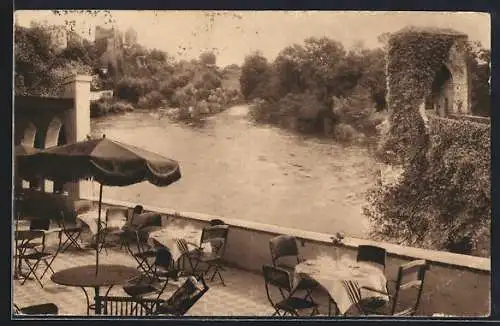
[426,64,454,117]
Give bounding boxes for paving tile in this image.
[12,240,275,317]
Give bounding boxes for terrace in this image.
[12,196,491,318]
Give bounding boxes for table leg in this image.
[94,287,101,315]
[80,287,91,316]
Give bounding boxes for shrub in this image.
[90,96,134,117]
[333,123,364,143]
[138,90,163,109]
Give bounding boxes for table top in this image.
[51,264,140,288]
[148,224,203,260]
[295,255,389,314]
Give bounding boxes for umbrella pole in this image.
[96,183,103,275]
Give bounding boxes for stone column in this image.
[62,75,93,200]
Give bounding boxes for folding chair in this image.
[269,235,318,299]
[123,247,180,301]
[55,211,84,252]
[14,302,59,315]
[17,223,62,288]
[345,260,428,317]
[190,225,230,286]
[126,229,158,281]
[154,276,209,316]
[262,264,319,317]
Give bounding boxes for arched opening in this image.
[18,122,37,190]
[53,126,67,193]
[28,129,45,190]
[44,118,67,194]
[426,64,453,117]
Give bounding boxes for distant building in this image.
[95,26,124,53]
[47,25,67,52]
[124,28,138,48]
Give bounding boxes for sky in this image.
[15,10,491,67]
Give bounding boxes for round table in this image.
[51,264,140,315]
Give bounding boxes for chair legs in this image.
[60,230,83,252]
[20,255,55,288]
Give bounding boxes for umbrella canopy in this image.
[17,137,181,187]
[16,136,181,275]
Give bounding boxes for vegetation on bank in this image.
[15,22,243,121]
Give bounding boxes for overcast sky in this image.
[15,11,491,67]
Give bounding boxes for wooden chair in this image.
[269,235,318,298]
[262,265,319,317]
[190,225,230,286]
[346,260,428,317]
[154,277,209,316]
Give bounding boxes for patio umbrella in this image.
[16,135,181,274]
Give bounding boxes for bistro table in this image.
[294,255,389,316]
[50,264,141,315]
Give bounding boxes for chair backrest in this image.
[99,296,162,316]
[155,247,175,270]
[200,225,229,257]
[262,265,292,306]
[125,205,144,227]
[160,277,209,316]
[391,260,427,316]
[356,245,387,270]
[209,219,225,226]
[269,235,300,267]
[29,218,51,231]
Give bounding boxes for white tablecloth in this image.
[148,224,203,261]
[77,210,126,235]
[294,255,389,314]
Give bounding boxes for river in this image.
[91,105,380,238]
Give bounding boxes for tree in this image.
[15,24,64,95]
[199,51,217,66]
[239,52,273,100]
[467,42,490,117]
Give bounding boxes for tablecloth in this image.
[148,224,203,261]
[294,255,389,314]
[77,210,126,235]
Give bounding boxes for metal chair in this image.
[14,303,59,315]
[98,208,129,253]
[154,276,209,316]
[269,235,318,298]
[190,225,230,286]
[123,247,179,300]
[356,245,387,271]
[16,219,62,288]
[262,265,319,316]
[55,211,84,252]
[346,260,428,317]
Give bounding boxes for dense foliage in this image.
[241,37,388,143]
[365,27,491,257]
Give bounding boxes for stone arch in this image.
[44,117,68,193]
[45,117,64,148]
[21,122,37,147]
[426,64,454,117]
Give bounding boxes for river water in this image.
[91,105,380,238]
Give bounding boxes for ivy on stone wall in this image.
[382,27,463,164]
[367,27,491,257]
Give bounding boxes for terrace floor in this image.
[12,238,279,316]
